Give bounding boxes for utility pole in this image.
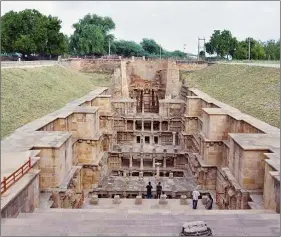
[108,39,111,57]
[248,37,251,61]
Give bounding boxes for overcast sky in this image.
[1,1,280,54]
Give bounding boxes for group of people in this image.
[146,182,213,210]
[192,188,213,210]
[146,181,162,199]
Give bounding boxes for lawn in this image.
[1,66,112,138]
[181,64,280,128]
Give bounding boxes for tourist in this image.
[205,193,213,210]
[156,182,162,199]
[192,187,200,209]
[146,181,153,199]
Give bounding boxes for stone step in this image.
[2,209,280,236]
[2,217,279,236]
[32,207,275,215]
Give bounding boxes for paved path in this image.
[1,206,279,236]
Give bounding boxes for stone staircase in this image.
[1,207,280,236]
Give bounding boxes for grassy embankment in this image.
[1,65,111,138]
[181,64,280,128]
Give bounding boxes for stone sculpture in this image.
[113,195,121,204]
[180,195,188,205]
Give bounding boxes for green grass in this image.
[1,66,112,138]
[181,64,280,128]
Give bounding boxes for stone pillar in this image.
[163,154,167,168]
[123,171,127,177]
[159,194,168,205]
[135,195,142,205]
[172,132,176,146]
[173,157,177,168]
[125,120,127,131]
[113,195,121,204]
[180,195,188,205]
[139,171,143,177]
[151,120,153,132]
[142,120,144,131]
[159,121,162,131]
[129,154,133,168]
[153,158,156,168]
[142,91,145,114]
[169,172,173,178]
[140,158,144,170]
[133,120,136,131]
[90,194,99,205]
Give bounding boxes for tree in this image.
[111,40,145,57]
[1,9,66,56]
[140,38,160,55]
[263,39,280,60]
[233,41,248,59]
[205,30,237,58]
[69,14,115,56]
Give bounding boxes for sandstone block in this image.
[90,195,99,205]
[159,194,168,205]
[113,195,121,204]
[135,195,142,205]
[180,195,188,205]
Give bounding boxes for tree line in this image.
[1,9,189,59]
[204,30,280,60]
[1,9,280,60]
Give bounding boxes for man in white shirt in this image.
[192,187,200,209]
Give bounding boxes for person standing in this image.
[192,187,200,209]
[156,182,162,199]
[146,182,153,199]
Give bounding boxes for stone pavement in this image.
[1,200,280,236]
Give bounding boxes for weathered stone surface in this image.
[90,195,99,205]
[135,195,142,205]
[180,195,188,205]
[159,194,168,205]
[113,195,121,204]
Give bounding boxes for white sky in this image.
[1,1,280,54]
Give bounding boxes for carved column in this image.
[153,157,156,168]
[172,132,176,146]
[129,153,133,169]
[140,157,143,170]
[163,153,167,168]
[141,90,144,114]
[151,120,153,132]
[133,120,136,131]
[159,121,162,131]
[142,120,144,131]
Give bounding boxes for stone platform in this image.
[1,204,279,236]
[94,176,197,194]
[83,198,217,210]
